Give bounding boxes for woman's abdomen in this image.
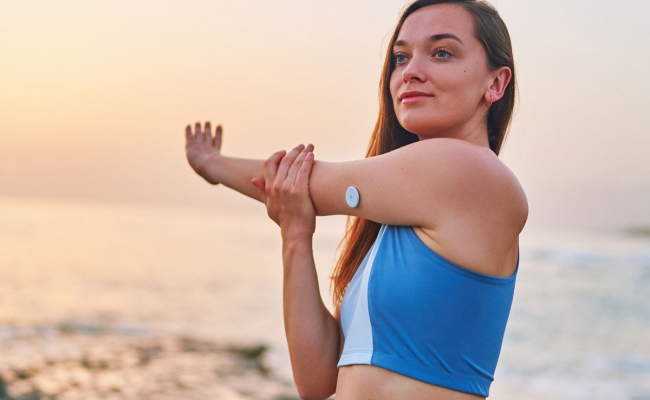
[335,365,486,400]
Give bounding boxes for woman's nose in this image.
[402,55,427,82]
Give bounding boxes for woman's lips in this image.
[402,95,431,104]
[399,91,433,104]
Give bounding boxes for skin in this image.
[185,4,527,399]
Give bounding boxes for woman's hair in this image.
[331,0,516,307]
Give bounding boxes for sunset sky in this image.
[1,0,649,229]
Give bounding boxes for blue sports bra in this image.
[338,225,517,397]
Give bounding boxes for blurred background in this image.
[1,1,649,399]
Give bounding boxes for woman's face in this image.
[389,4,494,139]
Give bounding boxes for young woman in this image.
[185,0,527,398]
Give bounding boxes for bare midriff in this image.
[335,365,486,400]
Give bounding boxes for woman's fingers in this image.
[263,150,286,186]
[185,121,221,149]
[275,144,304,183]
[295,151,314,190]
[194,122,203,142]
[286,144,313,187]
[213,125,223,149]
[261,143,313,200]
[204,121,212,142]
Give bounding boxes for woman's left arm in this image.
[252,145,342,400]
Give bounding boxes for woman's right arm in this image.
[252,146,342,399]
[189,124,342,397]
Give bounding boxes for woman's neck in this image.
[416,122,490,149]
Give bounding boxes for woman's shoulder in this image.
[399,138,526,194]
[395,137,510,176]
[400,138,528,229]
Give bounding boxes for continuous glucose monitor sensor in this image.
[345,186,360,208]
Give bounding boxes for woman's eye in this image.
[434,50,451,59]
[395,55,408,64]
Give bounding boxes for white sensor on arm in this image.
[346,186,360,208]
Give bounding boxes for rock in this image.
[94,372,125,393]
[176,373,201,389]
[68,367,92,389]
[56,388,86,400]
[0,369,18,384]
[32,375,65,395]
[5,379,35,398]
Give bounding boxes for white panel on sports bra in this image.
[338,225,387,366]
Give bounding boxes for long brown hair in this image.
[331,0,517,307]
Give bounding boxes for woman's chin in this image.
[397,113,445,136]
[400,122,442,140]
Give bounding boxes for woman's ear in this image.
[484,66,512,104]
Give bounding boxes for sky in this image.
[1,0,649,230]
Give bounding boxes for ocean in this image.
[0,196,648,399]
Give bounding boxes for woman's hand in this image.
[252,144,316,240]
[185,121,223,185]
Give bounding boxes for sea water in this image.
[0,196,648,399]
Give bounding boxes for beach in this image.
[0,323,298,400]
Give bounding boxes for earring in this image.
[486,95,493,108]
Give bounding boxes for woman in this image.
[185,0,527,398]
